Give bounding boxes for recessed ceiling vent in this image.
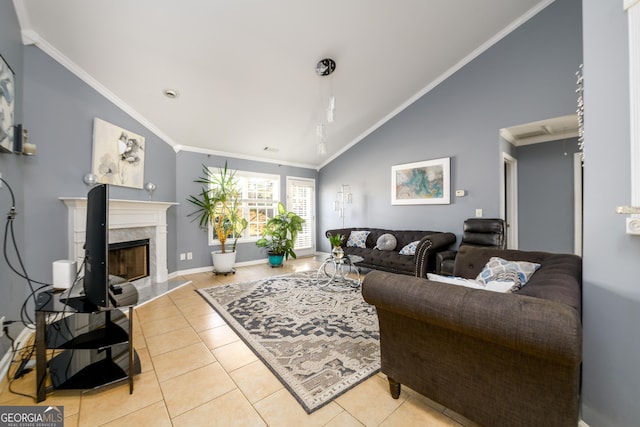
[501,114,579,146]
[513,127,551,140]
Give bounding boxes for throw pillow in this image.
[475,257,541,291]
[347,230,370,248]
[398,240,420,255]
[427,273,516,293]
[374,233,397,251]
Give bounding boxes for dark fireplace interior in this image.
[109,239,150,282]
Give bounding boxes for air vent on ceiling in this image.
[513,126,552,140]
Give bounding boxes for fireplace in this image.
[61,197,176,284]
[109,239,150,282]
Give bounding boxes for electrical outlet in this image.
[187,252,193,260]
[0,316,4,337]
[475,208,483,218]
[179,253,186,261]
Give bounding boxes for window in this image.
[287,177,316,256]
[208,169,280,246]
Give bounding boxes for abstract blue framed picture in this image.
[391,157,450,205]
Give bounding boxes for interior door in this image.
[286,177,316,257]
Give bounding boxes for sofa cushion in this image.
[346,246,415,271]
[427,273,516,293]
[347,230,370,248]
[375,233,397,251]
[399,240,419,255]
[476,257,540,290]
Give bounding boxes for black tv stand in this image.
[35,290,140,402]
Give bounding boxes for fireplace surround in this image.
[60,197,176,284]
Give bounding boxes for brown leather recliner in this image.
[435,218,506,276]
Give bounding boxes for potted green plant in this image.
[327,232,346,259]
[187,162,248,273]
[256,202,305,267]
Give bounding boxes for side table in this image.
[315,254,364,290]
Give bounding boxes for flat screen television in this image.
[83,183,109,308]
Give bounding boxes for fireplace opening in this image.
[108,239,150,282]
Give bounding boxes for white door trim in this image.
[501,152,518,249]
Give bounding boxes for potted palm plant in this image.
[256,202,305,267]
[187,162,248,273]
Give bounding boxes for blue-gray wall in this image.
[515,138,581,253]
[318,0,583,253]
[175,151,317,269]
[0,0,27,356]
[21,46,178,277]
[581,1,640,426]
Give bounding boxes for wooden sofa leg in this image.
[388,377,401,399]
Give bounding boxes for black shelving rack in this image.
[35,290,140,403]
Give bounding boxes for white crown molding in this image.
[35,35,179,149]
[625,0,640,11]
[176,144,320,170]
[12,1,180,150]
[318,0,555,170]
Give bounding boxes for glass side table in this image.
[315,254,364,290]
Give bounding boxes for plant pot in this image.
[267,252,284,267]
[212,250,236,273]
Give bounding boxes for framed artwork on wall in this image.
[391,157,451,205]
[0,54,15,153]
[92,118,146,189]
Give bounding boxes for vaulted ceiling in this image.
[14,0,552,169]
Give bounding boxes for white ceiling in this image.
[14,0,552,169]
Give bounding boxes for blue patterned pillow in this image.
[398,240,420,255]
[476,257,540,290]
[347,230,370,248]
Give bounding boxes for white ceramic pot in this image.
[211,251,236,273]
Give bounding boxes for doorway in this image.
[501,153,518,249]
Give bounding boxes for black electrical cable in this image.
[4,327,37,400]
[0,176,88,401]
[0,177,55,328]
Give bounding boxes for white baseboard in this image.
[578,419,590,427]
[172,258,269,277]
[0,325,35,393]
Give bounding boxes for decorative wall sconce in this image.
[334,184,352,227]
[82,172,98,189]
[145,182,156,200]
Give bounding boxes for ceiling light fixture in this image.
[163,89,179,99]
[316,58,336,155]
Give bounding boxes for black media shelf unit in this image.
[35,290,140,402]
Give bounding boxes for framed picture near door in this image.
[0,54,15,153]
[391,157,451,205]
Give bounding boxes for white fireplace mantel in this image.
[60,197,177,283]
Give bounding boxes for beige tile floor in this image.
[0,257,477,426]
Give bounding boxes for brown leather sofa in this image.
[324,227,456,278]
[361,246,582,427]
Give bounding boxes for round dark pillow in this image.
[375,233,397,251]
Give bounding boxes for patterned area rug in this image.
[197,270,380,413]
